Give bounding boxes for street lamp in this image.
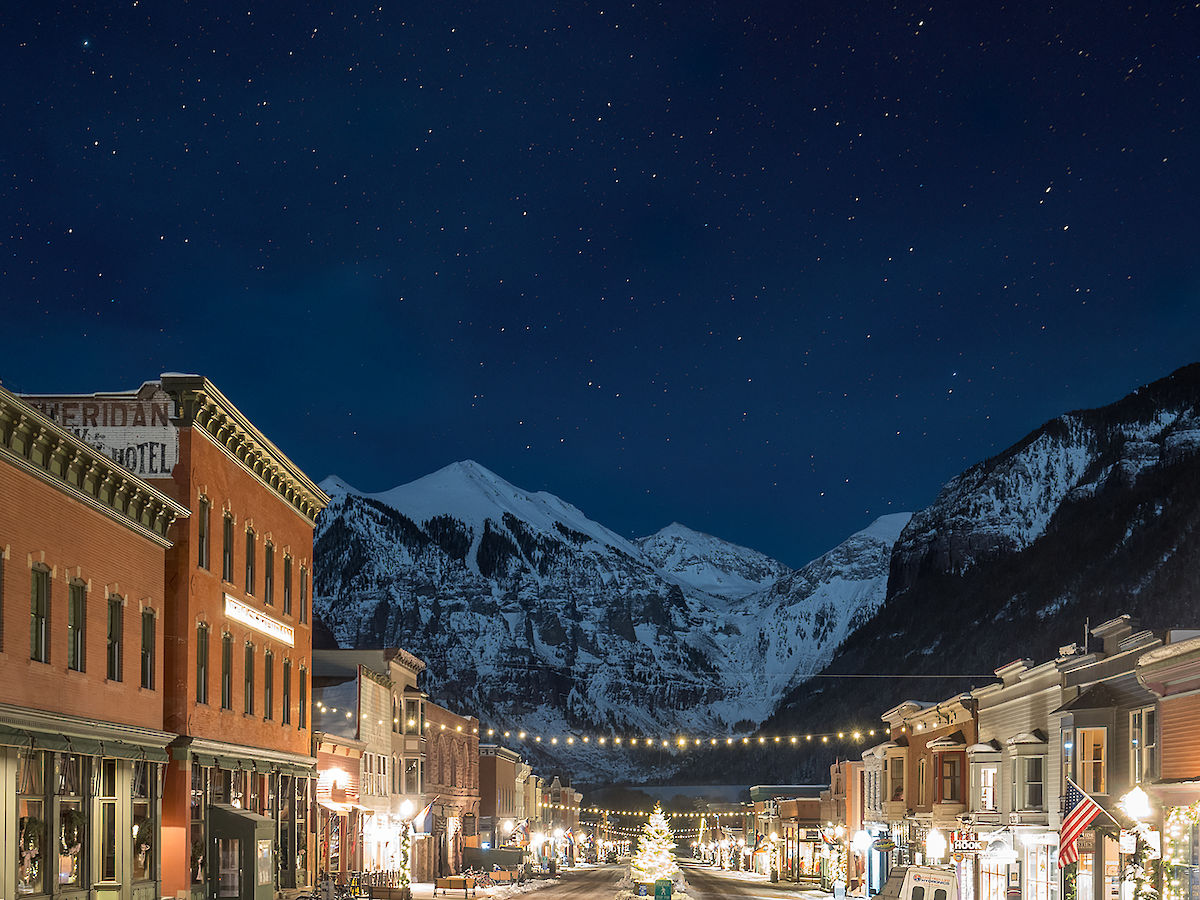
[926,829,947,863]
[1120,787,1151,822]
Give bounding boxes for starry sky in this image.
[3,1,1198,567]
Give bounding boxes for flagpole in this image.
[1065,778,1121,827]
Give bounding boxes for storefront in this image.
[1,722,172,900]
[177,741,315,899]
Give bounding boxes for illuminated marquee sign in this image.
[224,594,295,646]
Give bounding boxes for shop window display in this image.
[55,753,87,888]
[18,750,46,895]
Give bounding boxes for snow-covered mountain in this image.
[762,363,1200,768]
[313,461,906,775]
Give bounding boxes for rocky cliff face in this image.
[313,461,908,776]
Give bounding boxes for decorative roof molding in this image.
[0,385,188,547]
[160,375,330,523]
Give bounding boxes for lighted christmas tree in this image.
[631,805,679,884]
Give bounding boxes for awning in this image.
[189,751,314,777]
[0,724,166,760]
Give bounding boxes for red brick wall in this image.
[0,463,166,731]
[158,426,313,757]
[424,703,481,812]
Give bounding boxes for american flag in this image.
[1059,778,1104,868]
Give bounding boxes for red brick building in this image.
[0,384,188,900]
[420,703,481,879]
[25,376,329,900]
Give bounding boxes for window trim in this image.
[245,528,256,595]
[1077,726,1108,795]
[197,496,211,570]
[244,642,255,715]
[140,607,156,690]
[264,542,274,606]
[221,632,233,710]
[282,555,293,616]
[106,595,123,681]
[67,579,86,672]
[31,564,51,663]
[1129,707,1158,785]
[222,513,234,582]
[196,623,210,704]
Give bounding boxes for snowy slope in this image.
[637,523,792,601]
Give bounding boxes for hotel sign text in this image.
[224,594,295,646]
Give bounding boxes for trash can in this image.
[549,859,557,877]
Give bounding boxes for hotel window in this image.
[1014,756,1045,810]
[244,643,255,714]
[1062,727,1075,791]
[978,764,998,811]
[299,565,308,624]
[31,565,50,663]
[106,596,123,681]
[67,579,86,671]
[264,650,274,720]
[197,496,211,569]
[222,513,234,581]
[245,528,256,595]
[1130,708,1158,785]
[405,757,421,794]
[282,556,293,615]
[940,754,962,802]
[888,755,904,801]
[140,608,155,689]
[196,624,209,703]
[282,658,292,724]
[1078,728,1107,794]
[917,757,928,806]
[264,542,274,605]
[298,666,307,729]
[221,633,233,709]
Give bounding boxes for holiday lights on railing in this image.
[480,727,880,749]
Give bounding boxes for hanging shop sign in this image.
[951,832,982,853]
[873,838,897,853]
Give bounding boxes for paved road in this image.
[681,862,827,899]
[412,861,827,900]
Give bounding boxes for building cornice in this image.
[0,385,188,546]
[161,374,330,524]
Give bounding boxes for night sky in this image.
[3,1,1198,566]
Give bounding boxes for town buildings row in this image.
[744,616,1200,900]
[0,377,581,900]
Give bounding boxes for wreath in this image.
[133,816,154,855]
[60,809,85,857]
[20,816,43,859]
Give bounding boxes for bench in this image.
[434,876,476,897]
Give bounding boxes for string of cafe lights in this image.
[551,804,749,818]
[484,727,882,749]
